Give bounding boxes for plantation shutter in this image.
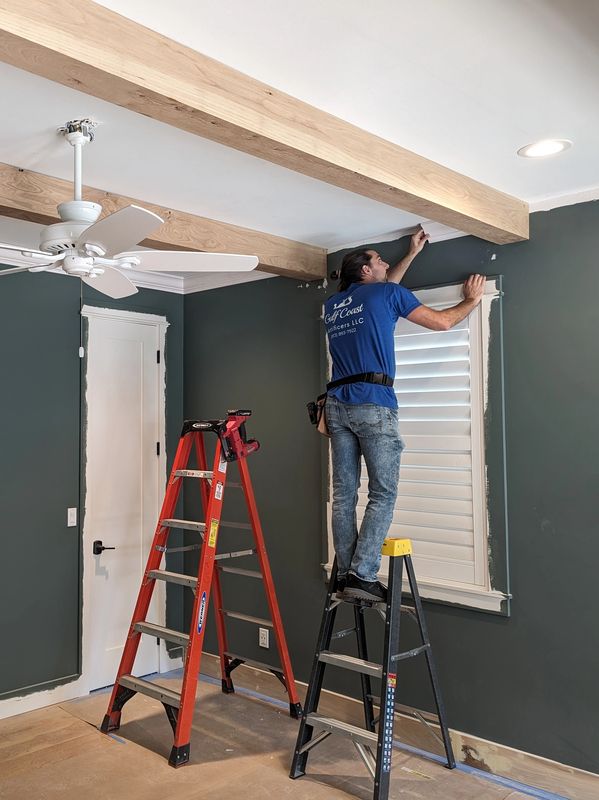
[356,282,489,587]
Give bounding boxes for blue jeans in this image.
[326,395,404,582]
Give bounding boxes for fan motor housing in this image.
[39,201,103,254]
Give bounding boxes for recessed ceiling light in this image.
[517,139,572,158]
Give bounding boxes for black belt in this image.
[326,372,394,391]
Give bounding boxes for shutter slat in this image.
[356,504,474,534]
[395,362,470,379]
[410,555,475,583]
[398,391,471,407]
[397,345,470,365]
[398,407,471,422]
[392,494,473,515]
[402,434,471,451]
[395,375,471,392]
[397,481,473,500]
[399,421,471,436]
[401,452,472,469]
[395,330,470,350]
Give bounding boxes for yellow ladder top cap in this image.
[381,538,412,557]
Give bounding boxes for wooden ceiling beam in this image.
[0,163,326,281]
[0,0,528,245]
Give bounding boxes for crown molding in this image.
[528,185,599,213]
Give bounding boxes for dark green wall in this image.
[183,278,327,677]
[0,273,183,699]
[184,202,599,775]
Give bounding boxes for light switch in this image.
[67,507,77,527]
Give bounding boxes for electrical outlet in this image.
[67,507,77,527]
[259,627,269,649]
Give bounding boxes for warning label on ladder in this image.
[208,519,219,548]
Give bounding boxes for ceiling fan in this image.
[0,119,259,298]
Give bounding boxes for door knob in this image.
[93,540,116,555]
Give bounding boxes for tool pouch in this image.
[307,393,329,437]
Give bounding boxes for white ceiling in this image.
[1,0,598,290]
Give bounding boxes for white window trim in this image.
[324,277,509,612]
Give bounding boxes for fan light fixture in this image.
[517,139,572,158]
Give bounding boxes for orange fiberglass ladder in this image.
[101,409,302,766]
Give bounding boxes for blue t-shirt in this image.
[323,282,421,408]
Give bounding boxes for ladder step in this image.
[134,621,190,648]
[306,714,378,747]
[217,566,262,579]
[173,469,213,479]
[224,651,282,675]
[148,569,197,588]
[215,548,256,561]
[318,651,383,678]
[221,610,273,627]
[160,518,206,532]
[119,675,181,708]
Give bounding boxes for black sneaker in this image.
[335,576,347,598]
[343,574,387,603]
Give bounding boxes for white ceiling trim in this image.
[528,185,599,213]
[327,185,599,255]
[327,221,467,254]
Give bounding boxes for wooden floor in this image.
[0,675,535,800]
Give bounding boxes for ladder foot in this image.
[168,743,190,768]
[221,678,235,694]
[100,711,121,733]
[289,702,302,719]
[289,763,306,780]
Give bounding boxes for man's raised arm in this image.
[407,274,486,331]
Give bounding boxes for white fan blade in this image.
[81,266,138,299]
[118,251,259,272]
[77,205,164,257]
[0,242,57,258]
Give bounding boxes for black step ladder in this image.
[290,537,455,800]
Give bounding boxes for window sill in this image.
[323,562,510,613]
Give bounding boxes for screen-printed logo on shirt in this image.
[325,297,364,326]
[333,295,353,310]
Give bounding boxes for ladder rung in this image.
[318,651,382,678]
[173,469,214,479]
[221,610,273,627]
[164,544,202,554]
[160,518,206,532]
[220,521,252,531]
[148,569,197,588]
[391,644,430,662]
[215,548,256,561]
[224,651,282,674]
[134,621,190,648]
[306,714,378,747]
[119,675,181,708]
[217,566,262,579]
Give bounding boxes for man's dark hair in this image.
[338,249,372,291]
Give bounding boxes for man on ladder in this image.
[324,231,485,602]
[290,233,484,799]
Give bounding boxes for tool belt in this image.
[307,372,394,436]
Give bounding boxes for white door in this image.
[83,308,167,691]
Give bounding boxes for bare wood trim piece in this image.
[0,164,326,281]
[0,0,528,244]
